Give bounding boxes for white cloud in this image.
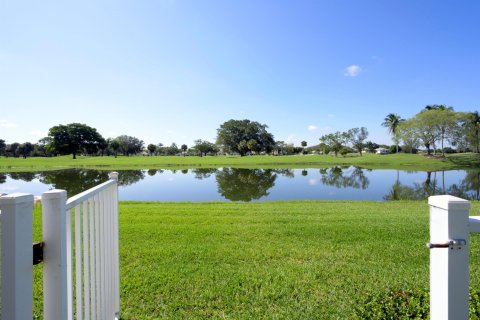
[344,65,361,77]
[307,125,318,132]
[0,120,17,128]
[327,114,335,118]
[167,130,174,134]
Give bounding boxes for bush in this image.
[402,146,418,154]
[339,147,349,157]
[443,147,457,154]
[388,145,402,154]
[353,288,480,319]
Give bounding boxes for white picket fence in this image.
[0,172,120,320]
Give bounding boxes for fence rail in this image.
[0,172,120,320]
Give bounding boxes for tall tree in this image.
[348,127,369,156]
[0,139,5,156]
[462,111,480,153]
[109,139,120,158]
[216,119,275,156]
[424,108,459,156]
[37,137,54,157]
[402,113,438,155]
[382,113,404,153]
[19,142,33,159]
[165,143,179,156]
[114,135,144,156]
[193,139,217,157]
[301,141,307,154]
[396,122,421,153]
[319,131,350,157]
[147,144,157,156]
[365,141,379,154]
[181,144,188,156]
[48,123,105,159]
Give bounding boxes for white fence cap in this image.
[42,189,67,200]
[428,195,471,211]
[0,193,34,204]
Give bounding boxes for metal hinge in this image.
[33,242,44,265]
[427,239,467,250]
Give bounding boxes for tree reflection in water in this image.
[384,170,480,201]
[319,166,370,189]
[1,167,479,201]
[28,169,145,196]
[8,171,38,182]
[216,168,277,202]
[448,170,480,201]
[191,168,218,180]
[0,173,6,184]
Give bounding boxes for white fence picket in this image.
[83,200,90,320]
[75,204,83,320]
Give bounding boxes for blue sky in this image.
[1,0,479,147]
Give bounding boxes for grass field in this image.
[3,152,480,172]
[32,200,480,319]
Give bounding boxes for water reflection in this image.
[4,169,145,196]
[192,168,218,180]
[216,168,277,201]
[319,166,370,189]
[383,170,480,201]
[1,167,479,202]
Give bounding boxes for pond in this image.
[1,167,479,202]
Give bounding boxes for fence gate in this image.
[0,172,120,320]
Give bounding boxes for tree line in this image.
[382,105,480,156]
[1,106,479,159]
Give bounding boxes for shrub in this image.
[402,145,418,154]
[443,147,457,154]
[340,147,349,157]
[353,288,480,319]
[388,145,402,154]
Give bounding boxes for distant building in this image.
[375,147,388,154]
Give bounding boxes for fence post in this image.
[108,172,121,319]
[0,193,34,320]
[42,189,69,320]
[428,195,471,320]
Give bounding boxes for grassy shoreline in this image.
[3,153,480,172]
[33,200,480,319]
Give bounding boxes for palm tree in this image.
[382,113,404,153]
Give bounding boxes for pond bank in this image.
[2,153,480,172]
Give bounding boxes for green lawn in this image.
[32,200,480,319]
[3,152,480,172]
